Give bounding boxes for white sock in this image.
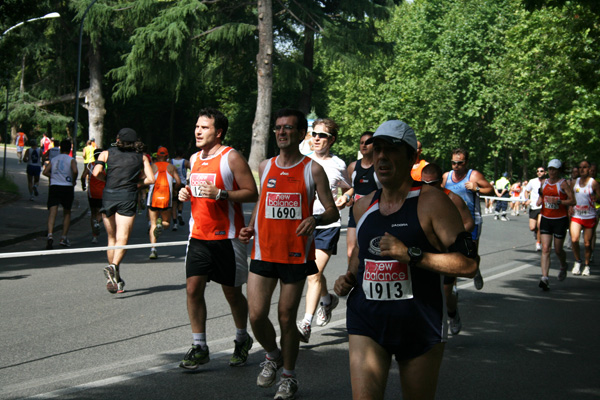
[235,328,248,343]
[302,313,313,325]
[192,333,207,348]
[282,369,295,377]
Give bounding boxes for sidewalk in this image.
[0,149,89,248]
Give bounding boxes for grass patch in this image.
[0,175,19,194]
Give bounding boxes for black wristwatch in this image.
[407,247,424,266]
[312,214,323,224]
[216,189,229,200]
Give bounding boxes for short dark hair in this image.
[360,131,374,140]
[451,148,469,162]
[313,118,339,138]
[198,108,229,140]
[60,139,71,153]
[422,163,443,181]
[274,109,307,132]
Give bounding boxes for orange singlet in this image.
[148,161,175,209]
[88,163,106,199]
[188,147,245,241]
[541,179,568,219]
[252,156,316,264]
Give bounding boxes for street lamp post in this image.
[73,0,100,160]
[1,12,61,178]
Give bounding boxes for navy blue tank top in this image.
[347,183,445,351]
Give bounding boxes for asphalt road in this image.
[1,158,599,399]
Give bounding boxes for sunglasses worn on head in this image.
[451,161,465,166]
[422,179,440,185]
[312,131,332,139]
[272,124,295,133]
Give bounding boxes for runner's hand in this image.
[335,271,356,297]
[238,227,254,244]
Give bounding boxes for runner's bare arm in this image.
[560,180,576,207]
[468,170,494,195]
[296,161,339,236]
[449,191,475,232]
[379,188,477,277]
[141,156,155,185]
[239,159,268,243]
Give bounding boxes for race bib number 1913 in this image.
[362,259,413,301]
[265,192,302,220]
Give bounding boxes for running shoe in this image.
[149,249,158,259]
[538,278,550,291]
[59,237,71,247]
[117,279,126,293]
[582,266,591,276]
[153,218,163,238]
[104,265,118,294]
[29,196,34,201]
[179,345,210,369]
[257,354,283,387]
[449,310,462,335]
[178,215,185,226]
[93,220,101,235]
[229,335,253,367]
[473,269,484,290]
[274,375,298,400]
[172,223,178,231]
[494,215,499,220]
[296,320,311,343]
[558,268,567,281]
[91,236,98,244]
[315,293,339,326]
[572,261,581,275]
[500,216,508,222]
[536,242,542,252]
[46,237,53,250]
[33,185,38,196]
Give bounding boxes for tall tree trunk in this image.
[248,0,273,172]
[85,43,106,147]
[20,54,26,93]
[297,28,314,115]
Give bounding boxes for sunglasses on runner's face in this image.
[537,170,545,173]
[422,179,440,185]
[272,124,295,133]
[312,131,332,139]
[451,161,465,166]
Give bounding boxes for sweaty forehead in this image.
[451,154,466,161]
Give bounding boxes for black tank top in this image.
[352,159,379,197]
[105,147,143,193]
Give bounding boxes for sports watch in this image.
[407,247,424,266]
[216,189,229,200]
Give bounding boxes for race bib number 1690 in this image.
[265,192,302,220]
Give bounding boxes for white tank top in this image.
[50,154,75,186]
[573,177,597,220]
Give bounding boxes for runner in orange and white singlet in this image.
[569,160,599,277]
[177,108,258,372]
[146,146,180,259]
[15,131,28,163]
[239,108,338,400]
[537,159,575,290]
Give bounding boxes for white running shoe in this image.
[315,293,339,326]
[572,262,581,275]
[296,320,311,343]
[257,355,283,388]
[274,375,299,400]
[582,266,590,276]
[536,242,542,252]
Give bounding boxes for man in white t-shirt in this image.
[296,118,351,343]
[524,166,546,251]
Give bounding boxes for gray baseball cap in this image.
[366,120,417,151]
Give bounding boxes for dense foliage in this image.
[1,0,598,180]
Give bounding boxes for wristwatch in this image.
[312,214,323,224]
[216,189,229,200]
[407,247,424,266]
